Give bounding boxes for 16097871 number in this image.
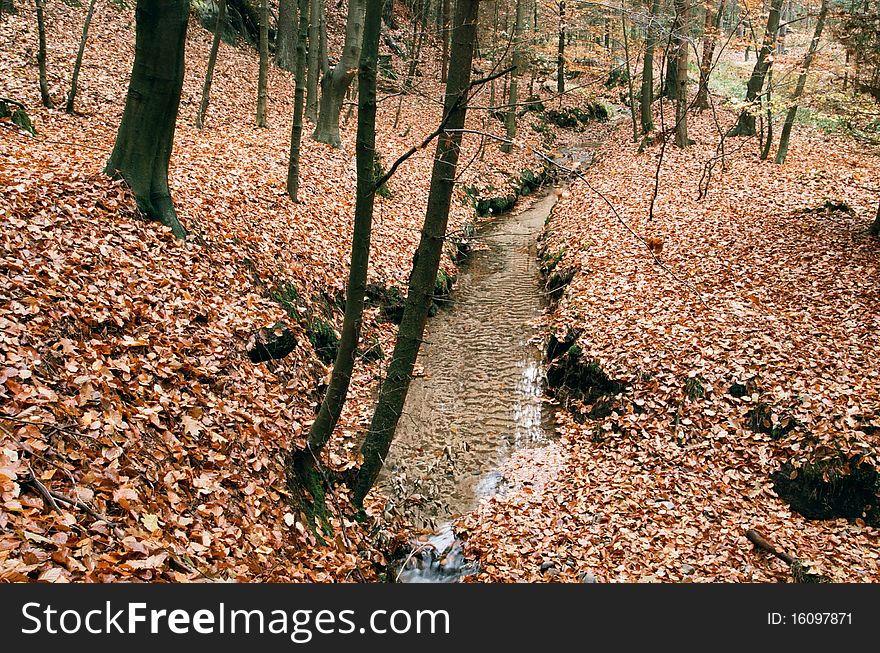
[791,613,852,625]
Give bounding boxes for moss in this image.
[684,376,705,401]
[373,151,392,199]
[307,317,339,364]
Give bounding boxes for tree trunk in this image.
[66,0,98,113]
[674,0,689,148]
[256,0,269,127]
[105,0,188,239]
[640,0,660,133]
[313,0,365,147]
[557,0,565,95]
[35,0,53,108]
[286,0,310,200]
[622,0,637,142]
[276,0,297,71]
[870,199,880,237]
[728,0,782,137]
[196,0,226,129]
[352,0,481,506]
[440,0,450,82]
[774,0,828,164]
[305,0,322,123]
[695,0,723,110]
[502,0,525,153]
[759,67,773,159]
[291,0,382,519]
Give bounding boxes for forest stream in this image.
[380,144,599,583]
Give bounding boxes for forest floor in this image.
[459,103,880,582]
[2,2,879,585]
[0,2,595,581]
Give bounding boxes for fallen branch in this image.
[24,466,61,513]
[745,528,830,583]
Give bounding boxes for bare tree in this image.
[34,0,53,108]
[196,0,227,129]
[256,0,269,127]
[66,0,98,113]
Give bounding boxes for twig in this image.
[394,541,437,582]
[24,466,61,513]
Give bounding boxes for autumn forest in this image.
[1,0,879,584]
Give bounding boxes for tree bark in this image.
[640,0,660,133]
[774,0,828,164]
[313,0,365,147]
[502,0,525,153]
[105,0,188,239]
[352,0,481,506]
[291,0,382,517]
[196,0,226,129]
[35,0,53,108]
[276,0,297,71]
[66,0,98,113]
[305,0,322,123]
[287,0,310,200]
[256,0,269,127]
[695,0,723,110]
[557,0,565,95]
[622,0,637,142]
[440,0,450,82]
[728,0,783,137]
[674,0,689,148]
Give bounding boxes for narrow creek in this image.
[380,145,598,583]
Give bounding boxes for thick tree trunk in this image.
[35,0,53,108]
[674,0,689,148]
[774,0,828,164]
[256,0,269,127]
[305,0,322,123]
[66,0,97,113]
[286,0,310,200]
[557,0,565,95]
[502,0,525,153]
[352,0,481,506]
[695,0,723,110]
[640,0,660,134]
[276,0,297,71]
[196,0,226,129]
[313,0,365,147]
[663,46,677,100]
[105,0,188,239]
[291,0,382,518]
[728,0,782,137]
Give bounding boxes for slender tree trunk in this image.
[35,0,53,108]
[557,0,565,95]
[640,0,660,133]
[196,0,227,129]
[105,0,188,239]
[774,0,828,164]
[276,0,297,71]
[287,0,310,200]
[622,0,637,142]
[292,0,382,517]
[440,0,450,82]
[674,0,689,148]
[313,0,365,147]
[760,68,773,159]
[352,0,481,506]
[502,0,525,153]
[305,0,321,123]
[695,0,723,110]
[728,0,783,136]
[66,0,97,114]
[256,0,269,127]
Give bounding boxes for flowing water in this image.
[379,190,564,582]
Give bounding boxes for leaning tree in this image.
[104,0,188,238]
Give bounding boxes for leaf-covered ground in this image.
[459,108,880,582]
[0,2,589,581]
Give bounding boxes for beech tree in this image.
[557,0,566,95]
[502,0,526,154]
[728,0,783,137]
[66,0,98,113]
[673,0,689,148]
[286,0,310,200]
[305,0,323,123]
[694,0,723,111]
[640,0,661,134]
[104,0,188,239]
[196,0,226,129]
[256,0,269,127]
[35,0,53,108]
[313,0,365,147]
[774,0,828,165]
[276,0,297,71]
[353,0,481,506]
